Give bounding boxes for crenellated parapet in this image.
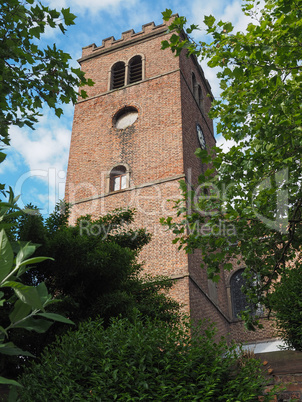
[80,16,177,61]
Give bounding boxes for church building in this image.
[65,16,276,346]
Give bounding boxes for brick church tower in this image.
[65,17,276,345]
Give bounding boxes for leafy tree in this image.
[5,204,179,370]
[16,313,275,401]
[0,190,73,387]
[13,204,46,245]
[0,0,93,178]
[161,0,302,334]
[270,267,302,351]
[0,0,93,387]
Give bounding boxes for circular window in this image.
[114,106,138,129]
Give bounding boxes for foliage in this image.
[161,0,302,334]
[0,190,73,387]
[270,268,302,351]
[4,204,179,374]
[0,0,93,151]
[35,206,178,325]
[16,313,275,401]
[0,0,95,387]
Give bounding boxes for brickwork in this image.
[66,72,183,200]
[69,179,188,278]
[66,17,277,342]
[259,351,302,400]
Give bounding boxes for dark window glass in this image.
[198,85,204,112]
[192,72,198,100]
[230,269,252,318]
[112,62,125,89]
[129,56,142,84]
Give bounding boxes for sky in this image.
[2,0,251,216]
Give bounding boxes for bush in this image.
[270,267,302,351]
[17,314,274,401]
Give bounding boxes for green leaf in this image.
[0,342,34,357]
[13,317,53,333]
[223,22,233,32]
[37,313,74,325]
[29,26,42,39]
[55,107,63,118]
[162,9,173,21]
[9,299,32,324]
[0,326,7,336]
[18,256,53,270]
[3,282,44,310]
[223,263,233,271]
[204,15,215,28]
[0,376,22,387]
[61,8,76,26]
[0,229,14,283]
[15,242,37,270]
[161,40,170,50]
[0,152,6,164]
[36,282,51,306]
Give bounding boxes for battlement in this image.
[80,15,177,61]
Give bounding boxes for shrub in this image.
[17,314,274,401]
[270,267,302,351]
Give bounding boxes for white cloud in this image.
[45,0,138,15]
[0,149,21,175]
[9,116,71,175]
[221,0,256,33]
[5,108,71,213]
[216,134,237,153]
[189,0,255,36]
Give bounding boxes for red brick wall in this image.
[66,72,184,200]
[68,180,188,278]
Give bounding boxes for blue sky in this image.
[2,0,251,215]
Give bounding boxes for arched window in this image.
[110,165,127,192]
[230,269,263,319]
[230,269,251,318]
[111,61,125,89]
[192,72,198,100]
[198,85,204,113]
[129,55,142,84]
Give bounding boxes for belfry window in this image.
[112,62,125,89]
[129,55,142,84]
[110,165,127,192]
[230,269,252,318]
[110,55,144,90]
